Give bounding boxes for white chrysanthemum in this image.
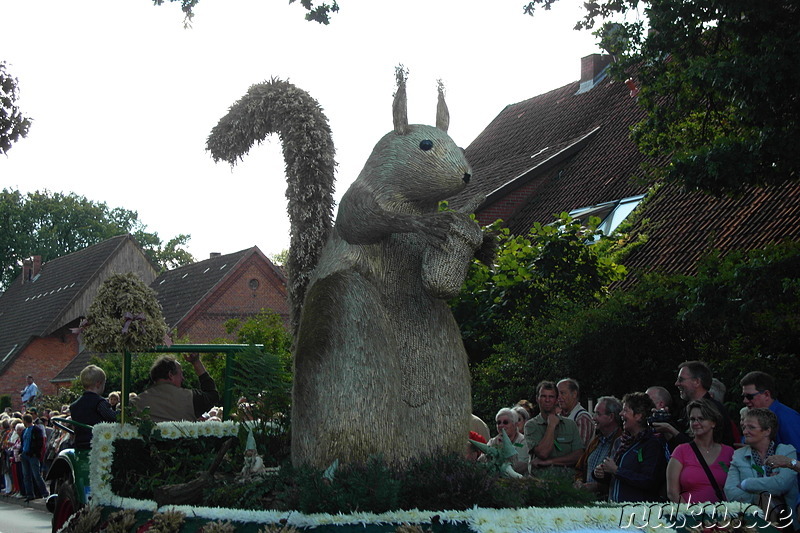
[119,427,139,440]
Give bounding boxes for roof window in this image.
[569,194,645,240]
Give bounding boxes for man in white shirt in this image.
[20,375,39,410]
[557,378,594,448]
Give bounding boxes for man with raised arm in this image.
[132,353,219,422]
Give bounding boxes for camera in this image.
[646,409,671,426]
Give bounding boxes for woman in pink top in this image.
[667,399,735,503]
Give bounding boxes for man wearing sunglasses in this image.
[740,371,800,455]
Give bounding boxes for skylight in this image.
[569,194,646,240]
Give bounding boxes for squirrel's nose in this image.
[462,172,471,184]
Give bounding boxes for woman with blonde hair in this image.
[725,408,797,526]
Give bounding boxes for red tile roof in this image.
[455,67,659,229]
[454,56,800,283]
[620,183,800,283]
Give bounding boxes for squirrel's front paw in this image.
[421,212,483,299]
[414,211,458,248]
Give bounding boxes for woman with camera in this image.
[666,399,734,503]
[593,392,669,502]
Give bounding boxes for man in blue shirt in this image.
[740,371,800,453]
[20,413,48,501]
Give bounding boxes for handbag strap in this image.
[690,441,725,501]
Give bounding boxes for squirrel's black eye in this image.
[419,140,434,151]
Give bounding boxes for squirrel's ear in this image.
[393,66,409,135]
[436,80,450,133]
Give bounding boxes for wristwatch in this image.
[791,459,798,469]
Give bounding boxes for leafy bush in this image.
[470,241,800,423]
[452,214,627,366]
[397,453,497,510]
[280,458,402,514]
[37,387,81,414]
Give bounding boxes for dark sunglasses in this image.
[741,390,766,401]
[496,419,512,425]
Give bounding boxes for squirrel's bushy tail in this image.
[207,78,336,337]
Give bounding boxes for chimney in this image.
[21,258,32,284]
[210,252,221,258]
[576,53,613,94]
[20,255,42,284]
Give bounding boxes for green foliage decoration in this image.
[111,435,232,499]
[82,272,168,354]
[110,438,593,514]
[230,343,292,466]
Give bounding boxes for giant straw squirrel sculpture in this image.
[208,69,490,467]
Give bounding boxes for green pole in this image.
[223,352,234,422]
[121,350,132,424]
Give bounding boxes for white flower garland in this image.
[90,420,238,511]
[89,421,763,532]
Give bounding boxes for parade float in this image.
[51,75,780,533]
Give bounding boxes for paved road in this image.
[0,499,52,533]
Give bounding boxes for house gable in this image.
[0,234,158,405]
[52,246,289,384]
[166,247,289,342]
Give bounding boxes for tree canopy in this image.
[0,61,32,155]
[524,0,800,195]
[0,188,194,289]
[153,0,339,26]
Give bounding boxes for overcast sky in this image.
[1,0,601,261]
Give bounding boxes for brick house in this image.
[452,54,800,282]
[0,235,288,406]
[0,235,158,409]
[151,247,288,343]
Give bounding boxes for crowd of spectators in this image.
[1,355,227,503]
[469,362,800,527]
[1,404,54,501]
